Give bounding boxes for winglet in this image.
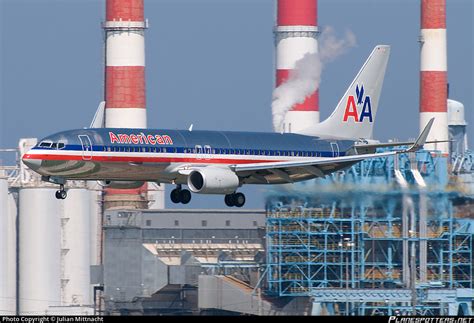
[90,101,106,128]
[405,118,434,153]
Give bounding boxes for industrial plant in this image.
[0,0,473,316]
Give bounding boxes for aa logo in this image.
[343,85,373,123]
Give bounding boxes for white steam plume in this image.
[272,26,357,132]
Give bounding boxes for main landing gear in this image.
[225,192,245,208]
[170,185,192,204]
[55,184,67,200]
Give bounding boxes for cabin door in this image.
[78,135,93,160]
[330,142,340,157]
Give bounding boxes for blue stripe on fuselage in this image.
[32,144,346,158]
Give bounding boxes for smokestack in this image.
[103,0,148,209]
[420,0,449,155]
[104,0,147,128]
[275,0,319,133]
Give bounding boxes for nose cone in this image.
[22,154,42,171]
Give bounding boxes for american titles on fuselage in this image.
[109,131,173,145]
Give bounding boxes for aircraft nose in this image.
[22,154,42,171]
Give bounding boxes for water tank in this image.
[19,187,95,315]
[0,172,16,315]
[88,182,101,267]
[448,99,467,126]
[61,188,93,313]
[19,188,61,315]
[447,99,468,155]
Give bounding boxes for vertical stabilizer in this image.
[301,45,390,139]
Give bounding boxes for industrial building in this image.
[0,0,473,316]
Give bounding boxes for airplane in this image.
[22,45,435,207]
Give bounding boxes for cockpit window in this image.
[38,141,65,149]
[38,141,52,148]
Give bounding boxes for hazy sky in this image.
[1,0,472,209]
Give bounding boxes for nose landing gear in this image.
[225,192,245,208]
[170,185,192,204]
[55,184,67,200]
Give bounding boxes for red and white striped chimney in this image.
[420,0,449,155]
[104,0,147,128]
[103,0,148,208]
[276,0,319,133]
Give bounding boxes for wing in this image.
[230,119,434,183]
[230,151,396,183]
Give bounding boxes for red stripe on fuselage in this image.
[23,154,287,165]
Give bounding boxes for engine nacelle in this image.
[187,167,239,194]
[97,180,145,189]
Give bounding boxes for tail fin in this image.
[302,45,390,139]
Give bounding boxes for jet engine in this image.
[97,180,145,189]
[187,167,239,194]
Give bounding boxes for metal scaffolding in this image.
[265,149,474,315]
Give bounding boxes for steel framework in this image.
[265,149,474,315]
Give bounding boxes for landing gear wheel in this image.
[170,186,192,204]
[170,189,181,204]
[225,193,245,207]
[234,192,245,207]
[179,189,191,204]
[225,194,235,207]
[55,190,67,200]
